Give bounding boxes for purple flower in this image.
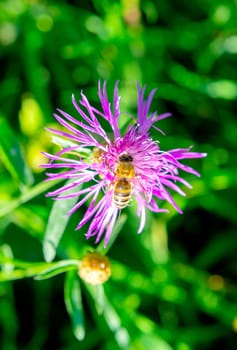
[42,82,206,246]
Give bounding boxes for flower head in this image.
[42,82,206,246]
[78,252,111,285]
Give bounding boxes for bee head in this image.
[119,153,133,162]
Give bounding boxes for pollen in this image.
[78,252,111,285]
[91,147,105,164]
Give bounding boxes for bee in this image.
[115,153,135,178]
[112,153,135,209]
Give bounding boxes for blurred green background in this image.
[1,0,237,349]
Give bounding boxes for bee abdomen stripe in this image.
[113,192,131,208]
[114,197,130,203]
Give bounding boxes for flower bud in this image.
[78,252,111,285]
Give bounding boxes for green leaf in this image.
[64,270,85,341]
[86,284,131,348]
[86,284,105,315]
[43,179,81,262]
[0,257,79,281]
[136,334,173,350]
[101,294,130,348]
[0,245,14,272]
[0,245,18,349]
[35,260,79,280]
[0,269,36,281]
[0,117,34,187]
